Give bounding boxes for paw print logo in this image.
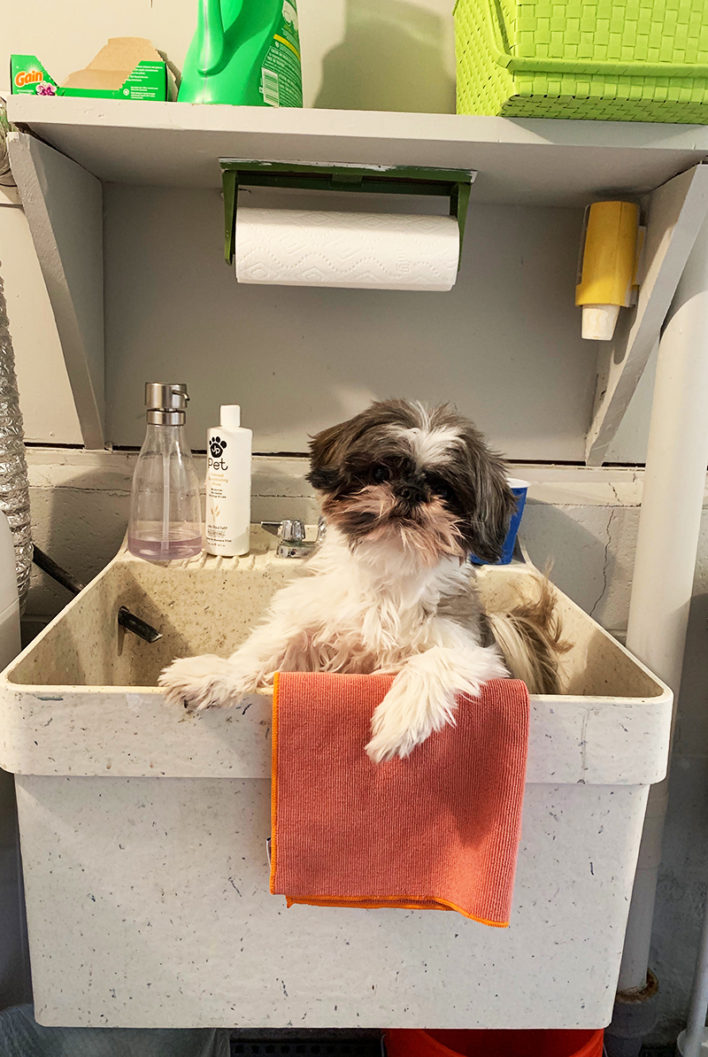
[210,436,227,458]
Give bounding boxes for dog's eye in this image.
[371,464,390,483]
[426,474,454,503]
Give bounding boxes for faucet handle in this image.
[261,519,306,542]
[279,519,306,544]
[260,519,311,557]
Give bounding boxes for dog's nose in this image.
[396,481,426,505]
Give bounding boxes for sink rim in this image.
[2,542,670,705]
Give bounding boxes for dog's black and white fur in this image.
[160,400,562,762]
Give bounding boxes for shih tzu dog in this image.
[160,399,564,762]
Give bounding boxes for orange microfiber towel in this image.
[270,672,529,926]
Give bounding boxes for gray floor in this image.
[230,1035,382,1056]
[227,1034,677,1056]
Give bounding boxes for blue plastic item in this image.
[470,477,528,566]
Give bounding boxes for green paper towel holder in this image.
[220,160,476,268]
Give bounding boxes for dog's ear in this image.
[306,421,350,492]
[469,471,515,563]
[308,400,422,492]
[459,432,516,563]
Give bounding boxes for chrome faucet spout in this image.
[260,518,326,558]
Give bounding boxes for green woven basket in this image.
[454,0,708,122]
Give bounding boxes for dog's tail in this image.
[488,576,570,695]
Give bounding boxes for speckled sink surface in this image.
[0,527,671,785]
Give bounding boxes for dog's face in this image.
[307,400,515,565]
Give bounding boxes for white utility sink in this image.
[0,529,671,1030]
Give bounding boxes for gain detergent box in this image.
[11,38,170,100]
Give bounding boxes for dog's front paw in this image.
[365,717,410,764]
[365,665,460,763]
[158,654,250,713]
[365,685,437,764]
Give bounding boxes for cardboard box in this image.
[11,38,170,100]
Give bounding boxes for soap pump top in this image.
[144,382,189,422]
[127,382,202,563]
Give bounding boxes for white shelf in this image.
[8,96,708,205]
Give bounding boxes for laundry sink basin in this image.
[0,531,672,1030]
[0,529,669,785]
[0,527,296,779]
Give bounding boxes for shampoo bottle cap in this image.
[220,405,241,431]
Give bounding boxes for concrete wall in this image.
[103,190,598,461]
[24,451,646,629]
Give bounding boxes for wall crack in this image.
[589,506,619,619]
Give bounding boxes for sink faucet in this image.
[32,544,162,643]
[261,518,326,558]
[117,606,162,644]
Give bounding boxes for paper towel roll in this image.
[235,208,460,291]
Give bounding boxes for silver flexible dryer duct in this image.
[0,276,32,605]
[0,104,33,605]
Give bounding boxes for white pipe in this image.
[618,217,708,993]
[683,889,708,1057]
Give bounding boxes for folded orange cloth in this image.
[270,672,529,926]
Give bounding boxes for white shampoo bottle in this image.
[205,405,252,556]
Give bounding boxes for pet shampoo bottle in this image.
[205,405,252,556]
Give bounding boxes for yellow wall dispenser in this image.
[576,201,640,341]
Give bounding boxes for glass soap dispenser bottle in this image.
[128,382,202,562]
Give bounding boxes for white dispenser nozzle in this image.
[581,304,621,341]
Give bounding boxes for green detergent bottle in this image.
[178,0,302,107]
